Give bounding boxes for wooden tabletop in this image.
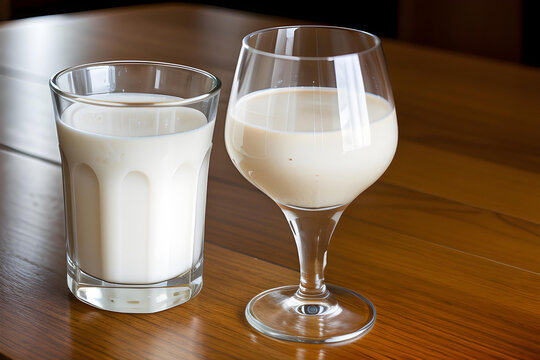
[0,3,539,359]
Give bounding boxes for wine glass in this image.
[225,25,397,343]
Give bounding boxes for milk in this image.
[225,87,397,208]
[57,93,214,284]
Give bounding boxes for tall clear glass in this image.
[50,61,221,313]
[225,26,397,342]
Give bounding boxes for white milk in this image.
[57,93,214,284]
[225,87,397,208]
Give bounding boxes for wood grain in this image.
[206,174,540,274]
[1,148,538,359]
[0,74,58,163]
[383,140,540,223]
[0,3,539,359]
[384,39,540,173]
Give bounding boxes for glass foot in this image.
[245,284,375,343]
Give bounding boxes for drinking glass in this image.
[50,61,220,313]
[225,26,397,342]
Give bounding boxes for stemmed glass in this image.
[225,25,398,343]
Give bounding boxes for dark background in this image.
[0,0,538,67]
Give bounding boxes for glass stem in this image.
[278,203,348,300]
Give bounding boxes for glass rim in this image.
[49,60,222,107]
[241,25,382,61]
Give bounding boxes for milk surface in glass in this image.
[57,93,214,284]
[225,87,398,208]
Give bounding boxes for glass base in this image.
[67,256,203,313]
[245,284,375,343]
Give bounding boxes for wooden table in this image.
[0,3,538,359]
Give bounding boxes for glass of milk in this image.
[225,26,397,342]
[50,61,220,313]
